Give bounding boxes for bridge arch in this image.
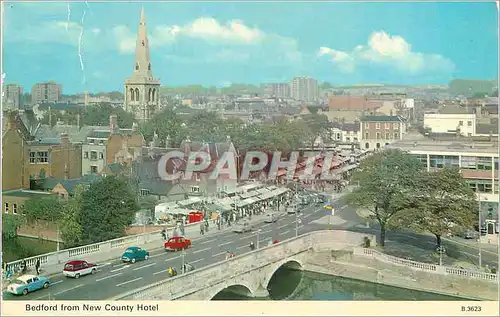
[210,284,253,300]
[265,259,304,299]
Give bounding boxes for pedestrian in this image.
[35,259,40,275]
[200,223,205,235]
[21,259,27,274]
[205,219,209,232]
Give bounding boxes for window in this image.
[477,157,492,170]
[467,133,472,137]
[413,154,428,168]
[90,166,98,173]
[385,133,390,139]
[385,123,390,129]
[364,132,369,139]
[375,123,381,129]
[4,203,8,213]
[461,156,477,170]
[13,204,17,214]
[467,179,493,193]
[467,121,472,126]
[376,132,381,140]
[89,139,94,144]
[140,189,150,196]
[353,137,358,142]
[494,158,499,170]
[364,122,369,129]
[99,140,104,145]
[29,152,36,163]
[393,123,399,130]
[346,137,351,142]
[84,152,89,159]
[141,40,145,46]
[36,151,48,163]
[99,152,104,159]
[90,151,97,160]
[191,186,200,193]
[148,63,151,70]
[135,63,139,70]
[195,173,201,181]
[394,132,399,139]
[495,181,499,194]
[459,121,463,126]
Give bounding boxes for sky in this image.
[2,1,499,94]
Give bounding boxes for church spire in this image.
[133,6,153,78]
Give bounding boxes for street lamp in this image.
[478,193,483,268]
[295,212,302,237]
[181,250,186,274]
[437,246,446,266]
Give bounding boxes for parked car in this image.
[6,274,51,295]
[464,229,476,239]
[287,204,299,214]
[121,246,150,263]
[264,213,278,223]
[233,221,254,233]
[164,236,192,251]
[63,260,97,278]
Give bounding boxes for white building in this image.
[386,138,499,239]
[264,83,290,98]
[424,113,476,137]
[329,122,361,145]
[2,84,23,110]
[82,130,109,175]
[290,77,318,102]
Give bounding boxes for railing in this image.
[5,218,217,273]
[354,247,498,282]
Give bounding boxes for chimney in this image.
[60,132,69,147]
[84,91,89,106]
[109,114,118,133]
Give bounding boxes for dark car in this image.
[121,246,150,263]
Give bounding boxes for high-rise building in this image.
[290,77,318,102]
[264,83,290,98]
[123,7,160,122]
[31,81,62,104]
[2,84,23,110]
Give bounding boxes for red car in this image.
[63,260,97,278]
[164,236,192,251]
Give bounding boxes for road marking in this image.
[132,262,156,271]
[51,280,63,286]
[149,253,163,258]
[340,205,348,210]
[189,258,204,264]
[278,224,288,230]
[236,245,249,250]
[96,273,122,282]
[193,247,211,254]
[98,262,112,267]
[110,266,128,273]
[200,238,217,245]
[239,235,252,240]
[262,223,270,227]
[112,263,127,268]
[53,284,84,296]
[280,230,290,235]
[165,256,180,262]
[304,213,313,218]
[212,251,226,258]
[261,229,272,234]
[219,241,233,247]
[116,277,143,287]
[153,268,170,275]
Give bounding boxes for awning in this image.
[237,197,259,207]
[177,197,202,207]
[239,190,261,199]
[154,202,178,214]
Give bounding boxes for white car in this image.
[287,205,299,214]
[233,221,253,233]
[264,213,278,223]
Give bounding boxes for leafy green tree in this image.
[58,185,85,248]
[78,176,138,244]
[401,168,477,248]
[347,149,423,246]
[141,108,184,146]
[185,112,226,142]
[81,104,135,127]
[301,114,330,148]
[21,196,63,224]
[2,214,25,240]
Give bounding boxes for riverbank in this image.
[304,250,498,301]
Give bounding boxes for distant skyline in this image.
[2,1,499,94]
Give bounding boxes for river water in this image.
[212,269,465,301]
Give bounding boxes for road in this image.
[3,203,319,301]
[4,195,498,300]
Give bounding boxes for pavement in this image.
[3,188,498,300]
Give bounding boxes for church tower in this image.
[124,7,160,122]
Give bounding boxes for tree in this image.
[347,149,423,246]
[58,185,85,248]
[185,112,226,143]
[401,168,477,248]
[21,196,63,224]
[2,214,25,240]
[300,114,330,148]
[141,108,184,146]
[78,176,138,244]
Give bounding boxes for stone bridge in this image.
[112,230,375,300]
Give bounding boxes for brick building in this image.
[359,115,406,150]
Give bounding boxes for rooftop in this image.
[360,115,404,122]
[2,189,55,198]
[386,138,498,156]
